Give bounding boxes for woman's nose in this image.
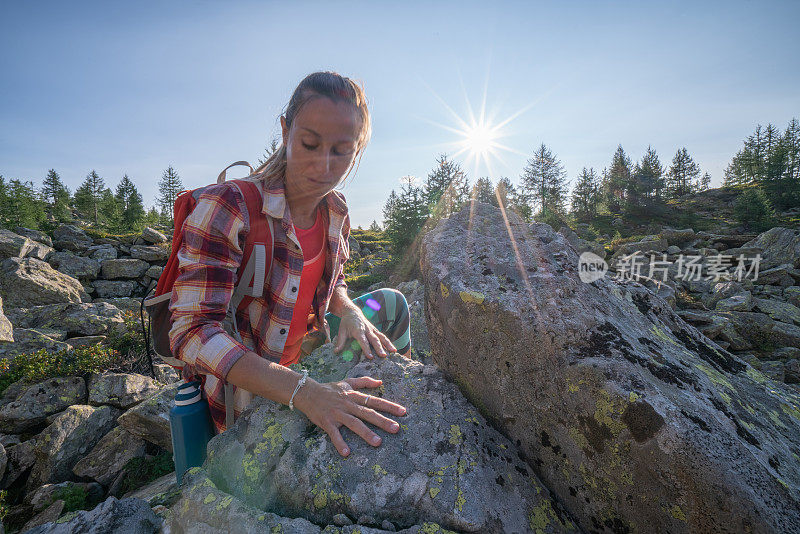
[311,151,332,176]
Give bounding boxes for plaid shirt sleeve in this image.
[168,184,251,381]
[333,211,350,291]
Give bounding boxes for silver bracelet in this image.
[289,369,309,411]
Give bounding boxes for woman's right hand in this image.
[293,376,407,457]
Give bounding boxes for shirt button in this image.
[280,328,286,334]
[291,286,297,292]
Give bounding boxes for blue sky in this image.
[2,0,799,228]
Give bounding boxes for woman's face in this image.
[281,96,361,201]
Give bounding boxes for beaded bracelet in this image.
[289,369,309,411]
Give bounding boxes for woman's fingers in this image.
[323,421,352,457]
[374,330,397,354]
[344,376,408,417]
[364,328,387,358]
[340,413,386,447]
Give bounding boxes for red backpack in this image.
[142,161,274,375]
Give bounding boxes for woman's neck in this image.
[287,195,322,229]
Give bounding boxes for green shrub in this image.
[734,187,775,231]
[121,451,175,494]
[0,344,120,397]
[51,484,88,514]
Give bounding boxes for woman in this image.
[168,71,409,458]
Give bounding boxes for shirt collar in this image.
[259,176,348,220]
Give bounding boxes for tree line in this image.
[0,166,186,233]
[379,116,800,255]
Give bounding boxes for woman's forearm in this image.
[226,351,318,410]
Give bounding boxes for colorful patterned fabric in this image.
[326,288,412,358]
[167,174,351,434]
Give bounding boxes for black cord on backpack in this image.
[141,283,156,379]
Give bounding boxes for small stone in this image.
[332,513,353,526]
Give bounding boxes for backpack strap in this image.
[217,161,254,184]
[222,177,274,430]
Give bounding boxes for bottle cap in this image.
[175,380,202,406]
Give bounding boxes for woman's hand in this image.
[293,376,407,457]
[333,309,397,359]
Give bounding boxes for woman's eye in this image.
[302,143,317,150]
[303,143,352,156]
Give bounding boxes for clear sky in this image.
[2,0,799,228]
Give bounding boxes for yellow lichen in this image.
[440,283,449,299]
[203,493,216,504]
[372,464,388,476]
[449,424,463,445]
[459,290,485,304]
[429,487,440,499]
[454,488,466,511]
[670,504,687,521]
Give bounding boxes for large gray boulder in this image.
[52,224,92,253]
[166,345,576,533]
[27,405,119,491]
[0,328,71,360]
[117,383,178,451]
[743,227,800,270]
[0,297,13,343]
[420,201,800,533]
[0,377,87,433]
[88,372,161,409]
[24,496,160,534]
[0,229,53,261]
[100,259,149,280]
[4,301,126,337]
[72,426,147,486]
[47,250,101,280]
[0,257,87,307]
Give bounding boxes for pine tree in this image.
[99,188,121,230]
[633,146,665,204]
[519,143,569,217]
[471,177,496,205]
[383,178,427,255]
[570,167,600,222]
[0,178,47,229]
[157,166,184,224]
[700,172,711,191]
[73,170,106,225]
[665,148,701,198]
[600,145,632,213]
[368,220,381,232]
[40,169,71,221]
[423,154,470,219]
[115,175,145,231]
[495,176,531,221]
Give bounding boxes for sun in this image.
[463,122,498,157]
[412,69,540,181]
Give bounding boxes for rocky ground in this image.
[0,194,798,532]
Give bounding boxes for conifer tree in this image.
[666,148,701,198]
[700,172,711,191]
[0,177,47,229]
[632,146,665,205]
[600,145,632,213]
[383,177,427,255]
[423,154,470,219]
[41,169,71,221]
[519,143,569,217]
[495,176,531,221]
[471,177,496,205]
[570,167,600,222]
[257,138,281,168]
[73,170,106,225]
[157,166,184,224]
[115,175,145,231]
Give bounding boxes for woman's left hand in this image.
[333,309,397,359]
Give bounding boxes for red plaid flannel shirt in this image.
[167,174,350,433]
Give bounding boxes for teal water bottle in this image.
[170,380,215,486]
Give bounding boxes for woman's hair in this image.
[254,71,372,188]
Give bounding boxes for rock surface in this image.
[420,201,800,533]
[166,344,576,533]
